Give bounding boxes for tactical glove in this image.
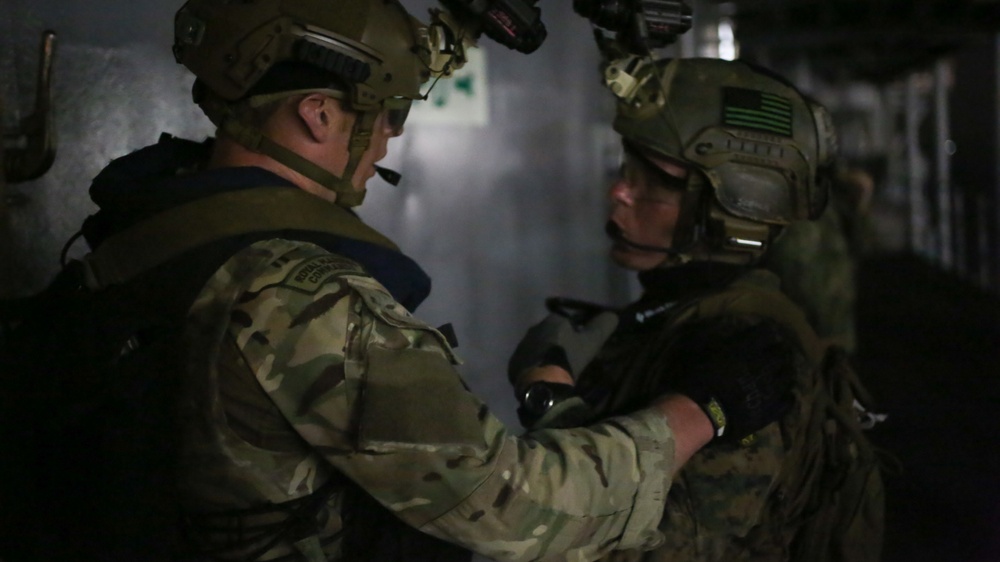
[665,318,798,444]
[507,310,619,385]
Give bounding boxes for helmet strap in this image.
[671,168,707,251]
[338,109,379,206]
[216,103,368,208]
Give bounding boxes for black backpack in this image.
[0,258,193,561]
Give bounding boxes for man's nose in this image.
[608,178,635,206]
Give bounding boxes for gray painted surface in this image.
[0,0,632,438]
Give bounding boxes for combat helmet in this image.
[608,57,836,262]
[172,0,434,207]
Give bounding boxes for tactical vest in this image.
[580,270,885,562]
[4,186,471,562]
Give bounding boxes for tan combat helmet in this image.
[172,0,434,207]
[608,57,837,262]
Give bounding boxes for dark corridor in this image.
[856,253,1000,562]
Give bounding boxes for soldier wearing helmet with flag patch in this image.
[508,56,885,561]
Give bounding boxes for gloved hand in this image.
[664,318,798,445]
[507,310,619,386]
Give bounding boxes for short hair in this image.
[231,61,350,129]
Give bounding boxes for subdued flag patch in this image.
[722,87,793,136]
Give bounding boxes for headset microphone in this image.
[605,221,679,255]
[374,165,401,186]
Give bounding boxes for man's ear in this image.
[296,93,342,143]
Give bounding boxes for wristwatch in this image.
[517,381,578,428]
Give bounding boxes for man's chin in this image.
[351,167,376,189]
[610,246,643,271]
[610,245,668,272]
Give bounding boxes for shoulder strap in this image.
[83,186,400,289]
[683,280,826,363]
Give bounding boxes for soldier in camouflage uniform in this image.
[66,2,800,561]
[509,58,867,561]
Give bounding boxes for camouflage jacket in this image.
[567,265,816,562]
[176,237,678,561]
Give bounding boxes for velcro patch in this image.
[723,87,793,137]
[359,345,486,454]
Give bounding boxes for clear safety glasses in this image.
[378,96,412,136]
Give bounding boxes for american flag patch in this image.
[722,87,793,136]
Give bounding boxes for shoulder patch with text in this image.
[279,255,364,294]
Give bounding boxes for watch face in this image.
[521,382,577,416]
[523,383,556,415]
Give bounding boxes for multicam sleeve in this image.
[416,410,675,560]
[231,243,677,560]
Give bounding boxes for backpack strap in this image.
[683,280,827,364]
[681,279,880,432]
[83,186,400,289]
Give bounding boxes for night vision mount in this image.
[574,0,692,54]
[577,0,694,109]
[438,0,547,55]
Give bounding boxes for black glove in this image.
[664,318,798,444]
[507,310,619,385]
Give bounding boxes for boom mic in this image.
[605,220,678,254]
[374,165,401,186]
